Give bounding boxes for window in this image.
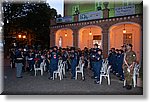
[72,5,79,15]
[58,36,63,47]
[93,35,101,40]
[93,35,102,49]
[95,0,102,10]
[123,33,132,45]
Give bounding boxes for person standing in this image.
[123,44,137,90]
[10,48,16,68]
[15,47,24,78]
[27,50,35,72]
[48,46,59,80]
[61,48,69,71]
[110,48,117,74]
[91,44,99,79]
[94,49,103,84]
[117,50,124,81]
[70,47,78,79]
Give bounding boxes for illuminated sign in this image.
[79,11,102,21]
[115,5,135,17]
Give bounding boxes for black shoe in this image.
[123,85,126,88]
[91,76,94,79]
[126,85,132,90]
[71,77,75,79]
[48,77,53,80]
[17,76,23,78]
[91,76,97,79]
[119,78,124,81]
[94,81,100,84]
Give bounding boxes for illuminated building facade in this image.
[50,0,143,63]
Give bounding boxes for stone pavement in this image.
[2,59,143,95]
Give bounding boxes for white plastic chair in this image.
[123,63,140,87]
[75,63,84,80]
[62,61,67,76]
[133,63,140,87]
[41,59,47,71]
[53,60,63,80]
[34,63,44,76]
[100,65,111,85]
[100,59,108,74]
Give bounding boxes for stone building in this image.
[50,0,143,63]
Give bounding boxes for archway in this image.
[55,28,73,48]
[109,22,142,62]
[78,25,102,50]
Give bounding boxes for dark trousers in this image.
[95,60,102,81]
[49,63,58,77]
[71,61,77,78]
[118,64,124,79]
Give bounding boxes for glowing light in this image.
[65,34,67,37]
[89,32,92,35]
[23,35,26,39]
[18,35,21,38]
[123,24,126,33]
[123,29,126,33]
[128,36,132,39]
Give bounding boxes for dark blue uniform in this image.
[62,51,68,71]
[90,48,99,78]
[109,52,117,73]
[70,51,78,79]
[62,51,68,62]
[116,53,124,80]
[15,49,24,78]
[10,49,16,68]
[94,53,103,82]
[90,51,96,77]
[49,51,59,77]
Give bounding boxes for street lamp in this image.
[18,35,21,38]
[123,24,126,33]
[89,27,92,48]
[89,27,92,35]
[22,35,26,39]
[65,33,67,37]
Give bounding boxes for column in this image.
[102,28,109,58]
[73,29,78,48]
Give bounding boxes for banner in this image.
[115,5,135,17]
[56,16,72,23]
[79,11,102,21]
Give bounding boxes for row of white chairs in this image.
[33,58,140,87]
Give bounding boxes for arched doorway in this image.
[55,28,73,48]
[78,25,102,50]
[109,22,142,62]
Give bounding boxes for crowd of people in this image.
[9,43,137,90]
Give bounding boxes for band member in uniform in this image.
[48,46,59,80]
[70,47,78,79]
[15,47,24,78]
[123,44,136,90]
[94,49,103,84]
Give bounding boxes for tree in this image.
[3,1,57,49]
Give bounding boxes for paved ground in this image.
[2,59,143,95]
